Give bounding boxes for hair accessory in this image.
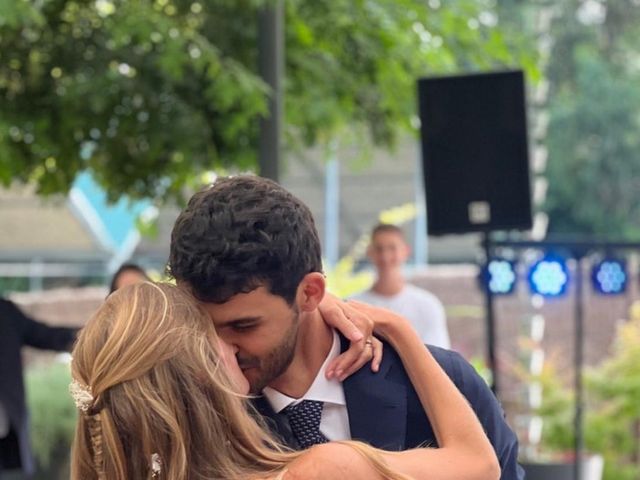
[151,453,162,477]
[69,379,94,413]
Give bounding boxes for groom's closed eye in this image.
[224,318,261,333]
[232,323,258,332]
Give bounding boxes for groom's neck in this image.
[267,310,333,398]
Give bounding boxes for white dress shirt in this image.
[262,331,351,441]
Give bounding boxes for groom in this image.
[168,175,523,479]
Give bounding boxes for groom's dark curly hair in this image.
[167,175,323,305]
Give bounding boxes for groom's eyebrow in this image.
[217,316,262,329]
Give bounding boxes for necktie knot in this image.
[282,400,329,449]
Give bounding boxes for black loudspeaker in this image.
[418,70,532,236]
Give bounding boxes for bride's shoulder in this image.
[283,443,380,480]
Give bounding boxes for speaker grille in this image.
[418,70,532,235]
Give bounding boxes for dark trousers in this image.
[0,431,27,479]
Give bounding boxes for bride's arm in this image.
[317,293,384,379]
[284,300,500,480]
[350,301,500,480]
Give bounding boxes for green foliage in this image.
[536,0,640,238]
[0,0,268,202]
[284,0,536,148]
[545,51,640,238]
[534,360,575,456]
[585,316,640,480]
[325,256,374,299]
[535,315,640,479]
[0,276,30,294]
[469,356,492,386]
[25,361,76,477]
[0,0,534,203]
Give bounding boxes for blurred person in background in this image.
[352,223,451,349]
[108,263,150,294]
[0,297,78,478]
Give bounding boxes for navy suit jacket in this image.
[252,335,524,480]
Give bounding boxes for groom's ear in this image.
[296,272,326,312]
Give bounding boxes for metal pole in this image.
[324,149,340,268]
[28,258,44,292]
[257,0,283,181]
[414,152,427,266]
[574,256,585,480]
[482,233,499,395]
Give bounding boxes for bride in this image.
[69,282,499,480]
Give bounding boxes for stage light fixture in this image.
[528,255,569,297]
[484,259,517,295]
[591,259,627,295]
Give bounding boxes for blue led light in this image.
[528,256,569,297]
[484,259,517,295]
[592,259,627,295]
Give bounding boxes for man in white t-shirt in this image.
[353,223,451,349]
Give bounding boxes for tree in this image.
[0,0,533,202]
[537,0,640,238]
[544,51,640,238]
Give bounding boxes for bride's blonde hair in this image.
[70,282,411,480]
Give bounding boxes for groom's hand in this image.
[318,294,383,381]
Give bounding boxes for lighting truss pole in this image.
[482,233,499,395]
[485,238,640,480]
[573,254,585,480]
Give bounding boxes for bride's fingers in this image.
[335,337,382,381]
[318,294,371,342]
[370,337,383,372]
[325,337,367,379]
[324,307,364,342]
[338,301,374,340]
[327,336,384,381]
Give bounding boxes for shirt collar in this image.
[262,330,346,413]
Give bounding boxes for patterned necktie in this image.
[282,400,329,449]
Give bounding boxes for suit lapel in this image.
[340,335,407,451]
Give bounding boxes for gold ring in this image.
[365,339,373,346]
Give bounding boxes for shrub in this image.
[25,360,76,479]
[533,316,640,480]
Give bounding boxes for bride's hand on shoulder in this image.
[317,294,383,381]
